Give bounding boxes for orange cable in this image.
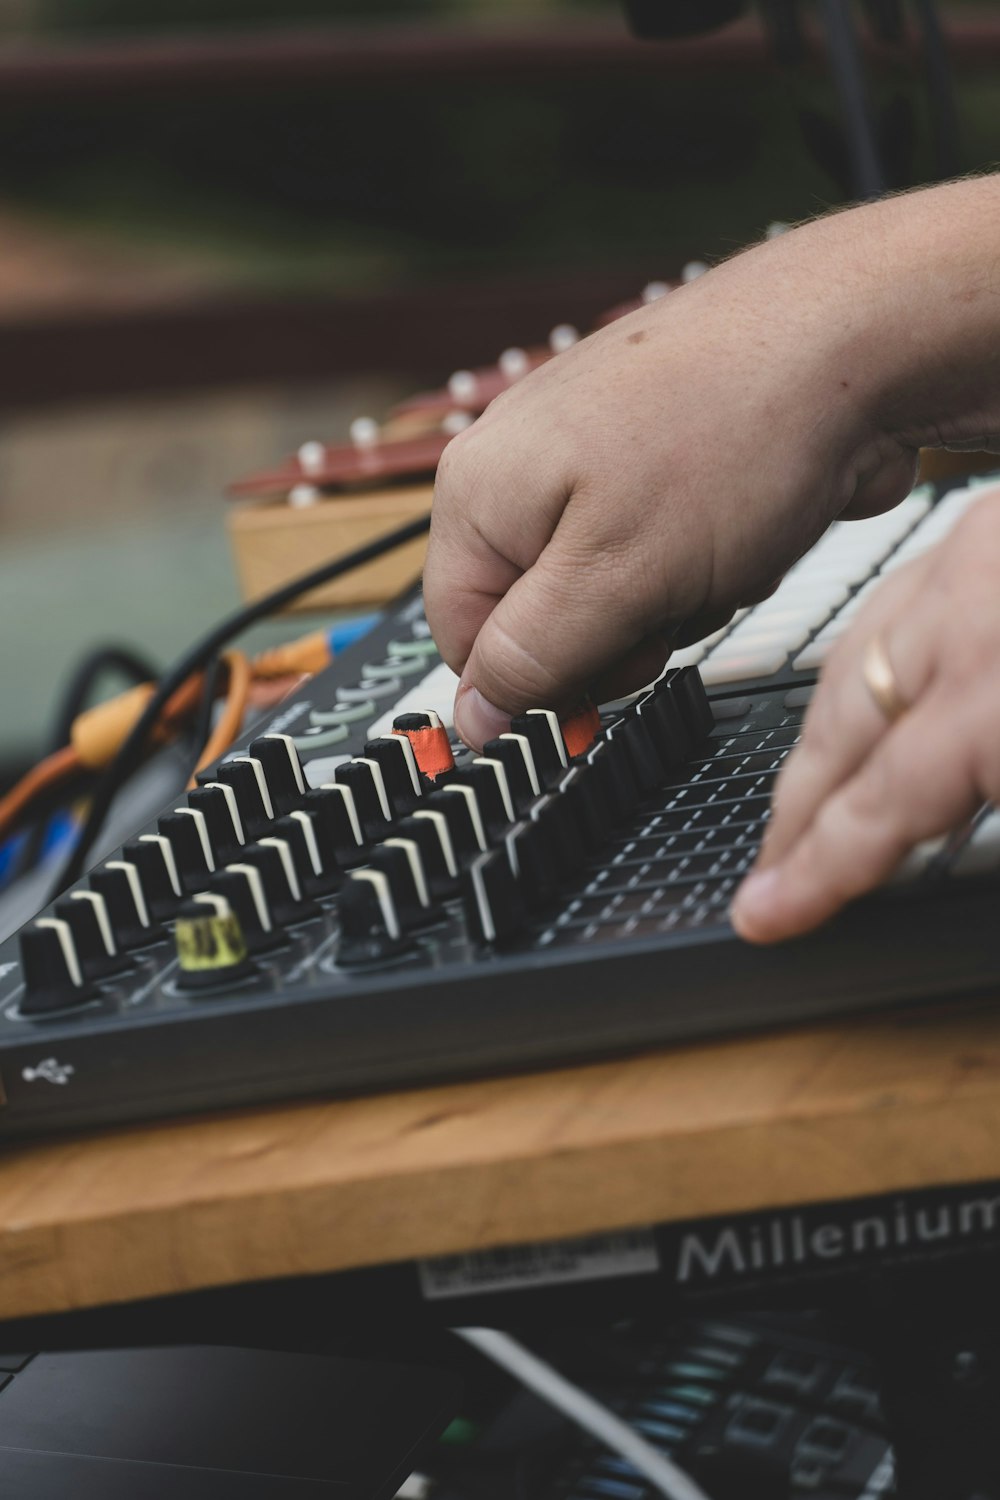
[0,745,83,844]
[189,650,252,785]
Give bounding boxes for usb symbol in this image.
[22,1058,75,1086]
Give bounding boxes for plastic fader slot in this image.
[666,488,933,684]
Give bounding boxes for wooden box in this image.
[226,483,433,612]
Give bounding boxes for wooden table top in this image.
[3,995,1000,1323]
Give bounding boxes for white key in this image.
[699,645,789,684]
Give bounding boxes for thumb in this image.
[453,539,658,749]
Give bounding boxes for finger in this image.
[453,514,658,749]
[590,634,672,705]
[731,686,981,943]
[423,426,568,678]
[756,556,934,871]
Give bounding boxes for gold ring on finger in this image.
[862,633,910,724]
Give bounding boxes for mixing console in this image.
[0,478,998,1137]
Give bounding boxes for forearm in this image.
[753,175,1000,455]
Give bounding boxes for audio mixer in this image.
[0,479,998,1138]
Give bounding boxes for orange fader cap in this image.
[559,701,602,759]
[392,712,455,781]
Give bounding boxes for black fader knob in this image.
[530,795,586,884]
[334,760,393,840]
[55,891,132,980]
[123,835,184,922]
[20,918,97,1015]
[175,895,255,991]
[363,736,423,817]
[248,733,308,817]
[271,812,342,898]
[462,850,527,946]
[337,869,414,967]
[187,784,246,868]
[157,809,216,892]
[304,785,368,867]
[510,711,567,790]
[212,757,274,841]
[429,785,490,862]
[450,763,513,844]
[503,819,559,910]
[605,716,661,796]
[237,840,320,927]
[483,735,539,816]
[207,865,286,954]
[371,840,436,930]
[662,664,715,743]
[586,736,639,822]
[396,812,460,900]
[635,686,692,769]
[89,860,163,950]
[556,765,611,852]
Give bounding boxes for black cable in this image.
[185,653,224,783]
[49,512,432,897]
[818,0,887,199]
[911,0,961,179]
[15,645,158,880]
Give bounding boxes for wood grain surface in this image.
[3,998,1000,1321]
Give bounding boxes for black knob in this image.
[157,809,216,892]
[530,794,586,883]
[123,835,184,922]
[510,711,567,789]
[363,736,423,816]
[451,763,514,843]
[586,736,639,821]
[187,783,246,866]
[635,686,692,769]
[334,760,393,840]
[206,865,285,954]
[175,895,256,991]
[429,785,490,861]
[662,664,715,742]
[337,870,413,966]
[55,891,132,979]
[503,819,559,910]
[238,840,320,926]
[90,860,163,950]
[605,715,661,795]
[270,812,342,898]
[371,839,436,929]
[556,764,611,852]
[483,735,540,815]
[248,733,308,816]
[212,757,274,840]
[396,812,460,899]
[20,918,96,1015]
[304,785,368,867]
[462,850,527,945]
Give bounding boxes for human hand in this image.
[425,213,922,749]
[730,489,1000,943]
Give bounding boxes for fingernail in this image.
[729,867,782,942]
[453,684,511,751]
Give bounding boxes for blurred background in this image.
[0,0,998,775]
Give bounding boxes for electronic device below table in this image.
[0,478,998,1137]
